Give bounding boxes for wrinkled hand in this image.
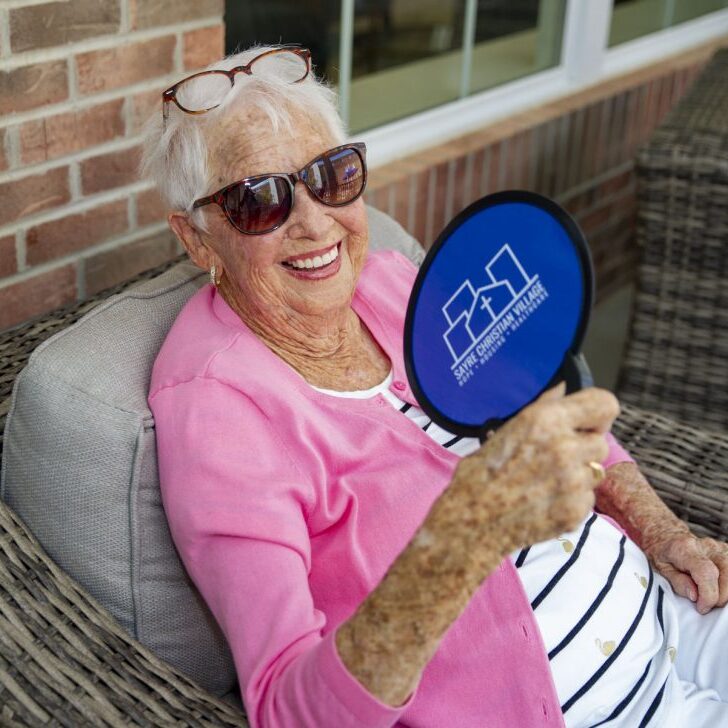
[647,534,728,613]
[452,383,620,557]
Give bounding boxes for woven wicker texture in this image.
[613,404,728,541]
[618,48,728,432]
[0,495,248,727]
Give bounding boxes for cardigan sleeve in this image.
[149,376,414,728]
[603,431,635,469]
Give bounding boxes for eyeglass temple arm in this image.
[192,194,218,209]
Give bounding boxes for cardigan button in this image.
[393,380,406,391]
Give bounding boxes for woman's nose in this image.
[285,181,333,240]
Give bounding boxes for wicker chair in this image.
[2,160,728,724]
[617,48,728,434]
[0,259,725,725]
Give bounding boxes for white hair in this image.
[140,45,346,229]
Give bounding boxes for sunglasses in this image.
[192,143,367,235]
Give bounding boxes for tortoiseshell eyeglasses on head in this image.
[161,46,311,124]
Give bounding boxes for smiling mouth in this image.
[281,242,340,271]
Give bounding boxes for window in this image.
[225,1,567,132]
[609,0,728,47]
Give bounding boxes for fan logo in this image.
[442,244,549,386]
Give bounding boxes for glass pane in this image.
[224,3,341,86]
[468,0,567,95]
[348,0,465,130]
[349,0,567,132]
[609,0,728,47]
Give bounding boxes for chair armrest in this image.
[613,403,728,541]
[0,498,249,726]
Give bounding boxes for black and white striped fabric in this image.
[514,515,675,727]
[314,371,677,727]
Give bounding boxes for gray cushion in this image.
[0,206,423,696]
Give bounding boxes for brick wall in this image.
[365,41,725,304]
[0,0,224,330]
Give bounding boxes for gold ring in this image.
[588,461,606,482]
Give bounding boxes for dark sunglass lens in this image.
[307,148,365,205]
[224,177,292,234]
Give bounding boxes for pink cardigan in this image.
[149,250,633,728]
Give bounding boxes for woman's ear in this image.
[168,211,217,271]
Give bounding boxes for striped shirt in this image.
[315,371,675,727]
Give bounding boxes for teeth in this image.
[285,244,339,271]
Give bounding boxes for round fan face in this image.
[404,191,594,437]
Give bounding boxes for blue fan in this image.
[404,191,593,437]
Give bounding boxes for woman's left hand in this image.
[647,533,728,613]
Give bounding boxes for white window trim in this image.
[355,2,728,170]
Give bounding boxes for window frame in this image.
[347,0,728,168]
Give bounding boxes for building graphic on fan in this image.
[442,244,548,381]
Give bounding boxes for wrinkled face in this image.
[199,107,369,327]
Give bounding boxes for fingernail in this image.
[699,605,710,615]
[688,588,697,602]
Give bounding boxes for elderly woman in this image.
[144,46,728,727]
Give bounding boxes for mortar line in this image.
[0,136,147,183]
[0,16,221,70]
[0,222,169,289]
[15,229,26,272]
[0,180,156,239]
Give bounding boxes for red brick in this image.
[488,141,502,194]
[0,167,70,227]
[130,0,223,30]
[0,264,77,332]
[10,0,121,53]
[431,162,449,242]
[579,192,636,236]
[84,229,178,295]
[183,25,224,71]
[496,138,511,191]
[450,156,467,217]
[26,200,129,266]
[412,170,428,246]
[622,87,640,161]
[598,168,635,198]
[80,145,142,195]
[0,61,68,115]
[472,147,488,198]
[76,36,175,95]
[136,188,167,226]
[0,129,7,172]
[370,186,389,216]
[132,87,165,133]
[510,132,529,191]
[579,203,613,235]
[19,99,125,165]
[0,235,17,278]
[423,167,438,248]
[392,177,410,233]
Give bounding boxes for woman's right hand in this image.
[448,383,620,558]
[336,383,620,707]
